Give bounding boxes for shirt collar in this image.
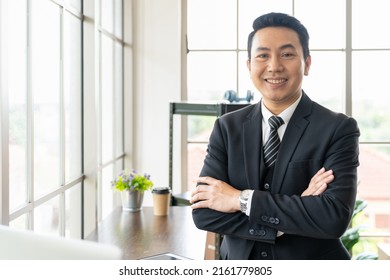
[261,94,302,125]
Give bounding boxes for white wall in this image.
[132,0,183,204]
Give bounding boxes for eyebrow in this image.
[254,44,297,52]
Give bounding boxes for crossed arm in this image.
[190,167,334,213]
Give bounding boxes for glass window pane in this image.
[65,183,82,238]
[187,115,215,191]
[303,51,345,113]
[114,0,123,39]
[188,52,236,101]
[65,0,82,13]
[101,35,114,163]
[101,0,113,33]
[353,0,390,49]
[31,0,61,197]
[9,213,28,230]
[187,142,208,191]
[188,116,215,142]
[34,196,60,236]
[295,0,345,49]
[188,0,236,50]
[114,42,124,157]
[238,0,292,50]
[238,51,260,103]
[102,165,114,219]
[64,11,82,182]
[6,0,28,210]
[352,51,390,142]
[358,144,390,233]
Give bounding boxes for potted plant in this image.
[112,169,154,212]
[341,198,378,260]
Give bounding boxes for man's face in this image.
[247,27,311,114]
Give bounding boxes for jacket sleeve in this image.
[192,118,276,244]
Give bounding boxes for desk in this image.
[86,206,206,260]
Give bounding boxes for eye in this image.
[281,52,296,59]
[255,53,269,60]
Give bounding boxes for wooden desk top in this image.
[86,206,206,260]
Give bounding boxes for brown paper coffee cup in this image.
[152,187,171,216]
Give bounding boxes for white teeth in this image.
[267,79,286,84]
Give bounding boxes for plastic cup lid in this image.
[152,187,171,194]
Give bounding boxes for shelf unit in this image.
[168,101,250,199]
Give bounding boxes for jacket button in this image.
[261,215,268,221]
[264,183,270,190]
[258,230,266,236]
[269,217,275,223]
[261,251,268,258]
[249,229,255,235]
[274,218,280,224]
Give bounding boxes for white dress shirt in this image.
[244,94,302,216]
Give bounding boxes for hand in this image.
[190,177,241,213]
[301,167,334,197]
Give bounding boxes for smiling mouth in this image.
[265,78,288,84]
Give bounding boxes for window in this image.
[0,0,128,239]
[96,0,125,221]
[186,0,390,256]
[1,0,83,238]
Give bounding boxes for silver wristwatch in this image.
[239,189,252,213]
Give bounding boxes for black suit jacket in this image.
[192,92,360,259]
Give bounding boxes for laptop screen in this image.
[0,225,122,260]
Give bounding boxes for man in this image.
[190,12,360,260]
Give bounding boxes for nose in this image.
[267,56,284,72]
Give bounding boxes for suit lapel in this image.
[271,92,313,194]
[242,103,266,190]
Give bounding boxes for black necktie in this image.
[264,116,284,168]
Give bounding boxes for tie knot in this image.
[268,116,284,130]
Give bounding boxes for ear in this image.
[247,59,251,72]
[304,55,311,76]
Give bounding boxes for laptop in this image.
[0,225,123,260]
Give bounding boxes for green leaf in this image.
[354,252,378,260]
[113,170,153,192]
[341,227,360,250]
[352,199,368,218]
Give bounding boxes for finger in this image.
[321,169,333,179]
[315,167,326,176]
[313,174,333,191]
[194,184,210,194]
[191,200,208,209]
[303,170,332,196]
[197,176,216,185]
[313,183,328,195]
[190,191,207,204]
[190,187,198,197]
[312,169,333,185]
[323,174,334,184]
[190,187,202,203]
[197,176,209,183]
[189,192,196,204]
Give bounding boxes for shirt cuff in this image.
[245,190,254,216]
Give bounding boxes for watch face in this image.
[240,190,251,200]
[240,190,251,213]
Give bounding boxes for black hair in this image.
[247,12,310,60]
